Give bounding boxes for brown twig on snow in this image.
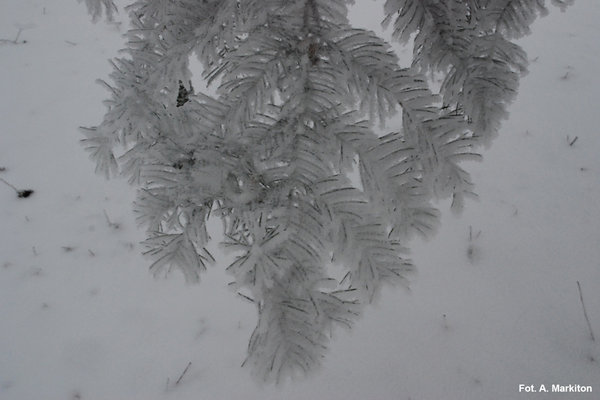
[175,362,192,385]
[0,177,34,198]
[577,281,596,342]
[103,210,120,229]
[0,28,27,45]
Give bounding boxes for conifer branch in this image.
[83,0,574,382]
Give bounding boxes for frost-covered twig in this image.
[79,0,117,22]
[82,0,575,382]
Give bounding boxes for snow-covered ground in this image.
[1,1,598,399]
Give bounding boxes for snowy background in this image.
[1,0,599,399]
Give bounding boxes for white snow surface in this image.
[1,1,599,399]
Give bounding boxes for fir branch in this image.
[79,0,117,22]
[83,0,574,382]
